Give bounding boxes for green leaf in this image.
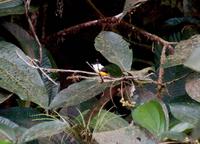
[95,31,132,71]
[104,64,123,77]
[19,120,69,143]
[0,116,26,142]
[0,140,12,144]
[0,0,23,9]
[184,35,200,72]
[170,102,200,125]
[49,79,110,108]
[0,41,48,108]
[2,22,59,103]
[93,125,157,144]
[132,100,168,137]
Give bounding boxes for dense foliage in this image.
[0,0,200,144]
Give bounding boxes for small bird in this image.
[86,61,109,77]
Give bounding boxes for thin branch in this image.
[24,0,43,63]
[156,45,167,98]
[17,51,99,76]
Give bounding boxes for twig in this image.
[24,0,43,63]
[17,50,99,76]
[157,45,167,98]
[16,50,57,85]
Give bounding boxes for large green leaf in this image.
[0,116,26,143]
[93,125,157,144]
[0,41,48,108]
[2,22,59,104]
[184,35,200,72]
[0,0,23,9]
[18,120,69,143]
[95,31,132,71]
[49,79,110,108]
[170,102,200,125]
[132,100,168,137]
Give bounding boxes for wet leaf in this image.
[95,31,132,71]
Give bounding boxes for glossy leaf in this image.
[170,102,200,125]
[93,125,157,144]
[0,41,49,108]
[132,100,168,137]
[19,120,69,143]
[50,79,110,108]
[95,31,132,71]
[0,0,23,9]
[184,35,200,72]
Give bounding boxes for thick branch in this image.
[44,17,174,54]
